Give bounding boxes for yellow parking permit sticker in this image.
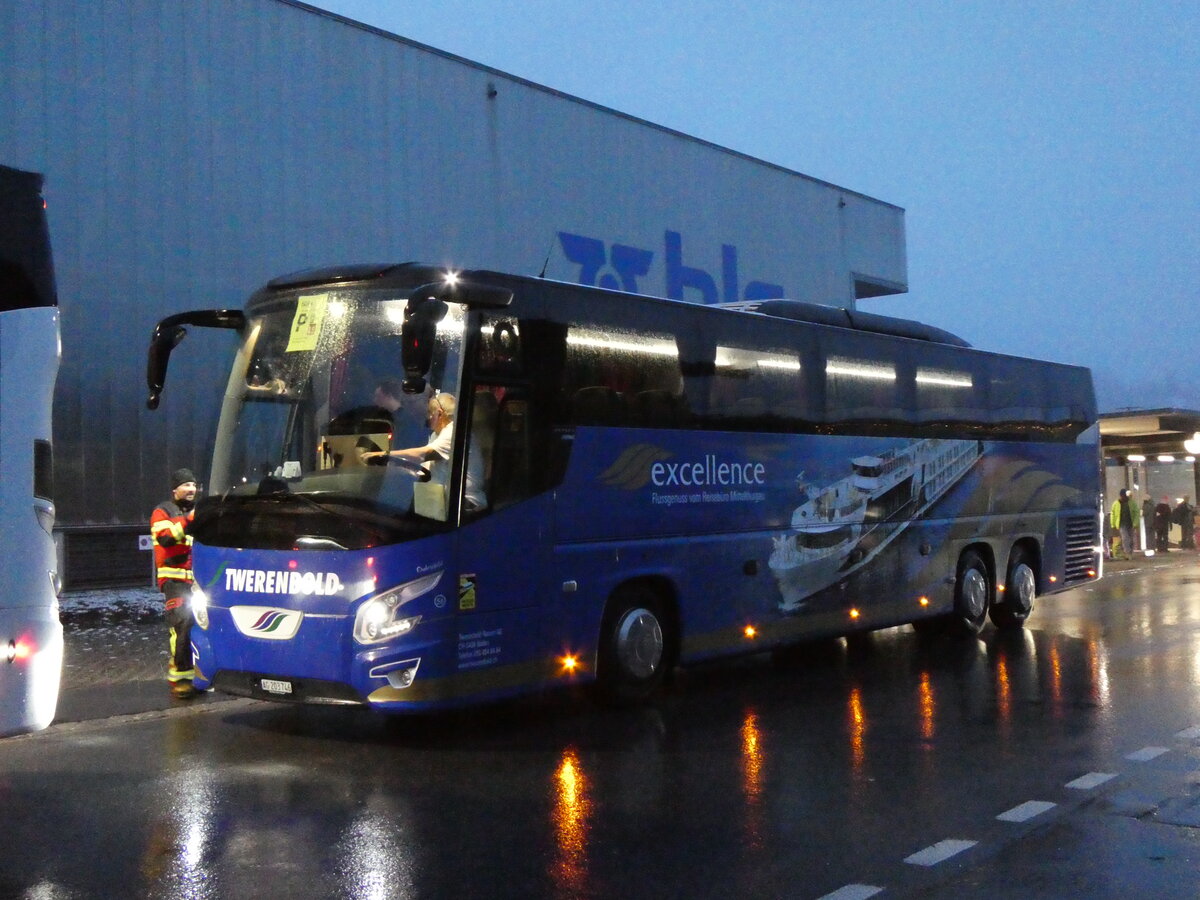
[286,294,328,352]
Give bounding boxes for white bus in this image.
[0,165,63,736]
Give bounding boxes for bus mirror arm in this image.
[410,279,513,310]
[146,309,246,409]
[398,279,512,393]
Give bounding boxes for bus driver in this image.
[363,393,487,510]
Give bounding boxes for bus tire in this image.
[990,547,1035,630]
[951,550,990,635]
[595,585,668,706]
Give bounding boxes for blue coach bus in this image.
[0,165,62,736]
[147,264,1101,711]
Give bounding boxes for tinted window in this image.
[0,166,56,311]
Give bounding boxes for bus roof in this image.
[253,263,969,349]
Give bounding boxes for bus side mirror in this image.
[147,323,187,409]
[401,296,448,394]
[146,309,245,409]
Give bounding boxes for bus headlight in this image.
[191,587,210,629]
[352,571,441,645]
[355,600,421,643]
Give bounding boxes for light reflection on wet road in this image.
[5,561,1200,898]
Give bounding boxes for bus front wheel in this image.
[595,586,668,706]
[951,550,991,635]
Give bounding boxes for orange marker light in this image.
[744,625,758,639]
[997,583,1006,593]
[849,608,861,620]
[1049,575,1058,583]
[919,596,930,607]
[561,655,579,673]
[1087,569,1096,578]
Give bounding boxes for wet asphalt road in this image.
[4,555,1200,899]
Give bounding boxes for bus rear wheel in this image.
[990,547,1035,629]
[595,586,668,706]
[951,550,991,635]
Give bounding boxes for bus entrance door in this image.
[449,387,551,678]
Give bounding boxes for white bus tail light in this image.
[6,636,38,664]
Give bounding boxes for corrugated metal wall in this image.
[1,0,906,581]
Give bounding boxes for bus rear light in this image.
[7,639,33,663]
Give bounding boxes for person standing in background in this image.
[1154,496,1173,553]
[1109,489,1139,560]
[1174,496,1195,549]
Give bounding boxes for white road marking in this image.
[997,800,1057,822]
[1125,746,1168,762]
[1175,725,1200,741]
[816,885,883,900]
[904,839,977,867]
[1065,772,1117,790]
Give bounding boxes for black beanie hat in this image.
[171,468,197,490]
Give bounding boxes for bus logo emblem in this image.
[251,611,290,633]
[599,444,673,490]
[231,606,303,641]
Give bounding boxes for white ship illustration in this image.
[770,439,981,612]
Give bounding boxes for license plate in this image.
[260,678,293,695]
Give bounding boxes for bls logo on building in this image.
[559,230,785,304]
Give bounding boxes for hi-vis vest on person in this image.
[150,499,193,589]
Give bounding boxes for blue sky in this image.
[317,1,1198,412]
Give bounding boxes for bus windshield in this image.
[201,287,467,549]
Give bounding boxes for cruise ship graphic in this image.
[769,439,982,612]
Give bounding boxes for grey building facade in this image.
[1,0,907,587]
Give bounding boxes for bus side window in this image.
[571,386,626,426]
[471,389,499,486]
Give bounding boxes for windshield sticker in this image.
[285,293,328,352]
